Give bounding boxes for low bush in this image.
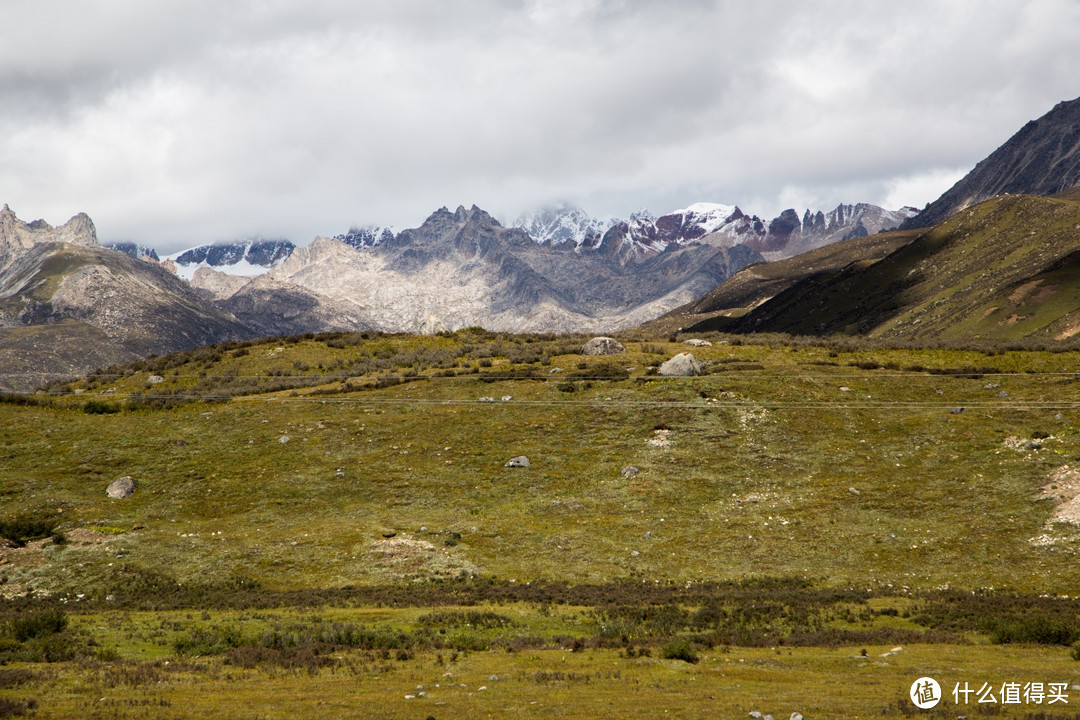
[660,638,698,663]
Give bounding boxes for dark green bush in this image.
[83,399,121,414]
[7,609,67,643]
[660,638,698,663]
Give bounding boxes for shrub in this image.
[83,399,121,414]
[660,638,699,663]
[7,609,67,643]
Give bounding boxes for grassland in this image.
[2,329,1080,717]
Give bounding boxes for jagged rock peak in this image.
[1,205,99,272]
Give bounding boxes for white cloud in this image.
[0,0,1078,252]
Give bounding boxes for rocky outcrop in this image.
[904,96,1080,229]
[106,476,136,499]
[582,337,625,355]
[659,353,704,376]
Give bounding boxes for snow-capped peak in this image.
[165,238,295,281]
[512,201,617,247]
[335,225,396,250]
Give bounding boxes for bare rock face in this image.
[419,315,449,335]
[659,352,704,376]
[582,337,625,355]
[0,204,98,274]
[189,266,253,301]
[106,476,136,499]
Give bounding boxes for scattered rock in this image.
[278,435,290,443]
[501,395,512,402]
[489,675,499,681]
[147,375,165,385]
[478,396,495,402]
[949,407,964,414]
[621,465,640,478]
[848,487,861,496]
[582,337,626,355]
[630,550,640,556]
[106,476,136,499]
[790,713,804,720]
[683,338,712,347]
[749,713,763,719]
[648,429,671,448]
[418,315,449,335]
[839,386,851,392]
[658,353,704,377]
[505,455,530,468]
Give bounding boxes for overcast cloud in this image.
[1,0,1078,252]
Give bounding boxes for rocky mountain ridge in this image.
[212,204,764,334]
[904,96,1080,229]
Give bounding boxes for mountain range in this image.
[3,95,1080,387]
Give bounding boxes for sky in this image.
[1,0,1079,253]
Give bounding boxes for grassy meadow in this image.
[2,329,1080,717]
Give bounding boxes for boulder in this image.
[658,353,704,376]
[621,466,640,478]
[582,337,625,355]
[505,455,530,468]
[683,338,712,347]
[106,476,136,499]
[419,315,449,335]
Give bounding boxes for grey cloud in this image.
[1,0,1078,252]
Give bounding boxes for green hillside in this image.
[714,193,1080,342]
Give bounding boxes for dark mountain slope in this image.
[729,193,1080,342]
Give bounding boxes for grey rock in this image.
[505,455,530,468]
[621,465,639,478]
[106,476,136,499]
[659,353,704,376]
[949,407,964,414]
[848,487,861,496]
[790,714,803,720]
[749,713,763,719]
[582,337,626,355]
[683,338,712,347]
[147,375,165,385]
[278,435,290,443]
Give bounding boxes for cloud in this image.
[1,0,1078,252]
